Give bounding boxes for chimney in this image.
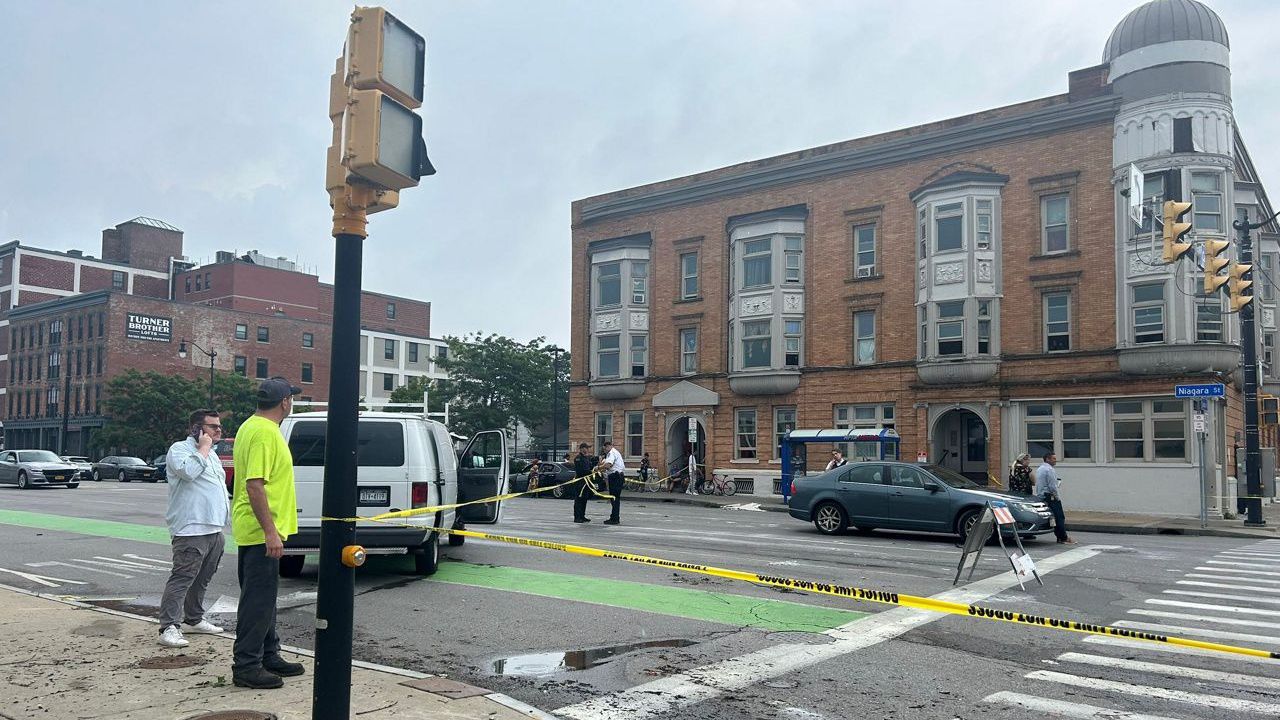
[1068,64,1111,101]
[67,249,83,258]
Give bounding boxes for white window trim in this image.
[1109,398,1188,463]
[625,410,644,459]
[595,262,622,310]
[1191,172,1224,234]
[1023,401,1093,463]
[933,201,965,254]
[735,408,758,461]
[772,406,796,464]
[1131,282,1166,345]
[854,310,875,365]
[854,223,877,277]
[740,318,772,370]
[680,251,699,299]
[1041,193,1070,254]
[679,327,698,375]
[629,333,648,378]
[595,334,620,379]
[1044,292,1071,353]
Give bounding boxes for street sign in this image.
[1175,383,1225,398]
[1194,420,1207,433]
[1128,164,1144,227]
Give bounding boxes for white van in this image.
[278,411,508,577]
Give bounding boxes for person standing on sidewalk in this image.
[572,442,597,523]
[1008,453,1034,494]
[156,409,230,648]
[685,449,699,495]
[599,440,626,525]
[1034,452,1076,545]
[230,377,306,689]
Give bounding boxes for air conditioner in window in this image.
[856,266,874,278]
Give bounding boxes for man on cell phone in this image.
[156,409,230,648]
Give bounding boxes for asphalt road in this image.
[2,482,1279,719]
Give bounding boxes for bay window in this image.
[596,335,619,378]
[742,320,771,369]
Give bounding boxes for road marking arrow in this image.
[0,567,87,587]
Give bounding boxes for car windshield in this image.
[64,456,89,463]
[19,451,63,463]
[923,464,983,489]
[120,457,147,465]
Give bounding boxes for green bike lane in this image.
[0,507,869,633]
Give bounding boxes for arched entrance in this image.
[666,415,706,478]
[932,408,988,483]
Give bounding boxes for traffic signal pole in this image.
[313,186,376,719]
[1236,213,1279,527]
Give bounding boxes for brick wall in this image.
[79,265,118,293]
[100,222,183,273]
[18,254,75,292]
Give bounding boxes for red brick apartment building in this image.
[569,0,1280,515]
[2,220,447,455]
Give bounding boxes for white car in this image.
[278,412,508,577]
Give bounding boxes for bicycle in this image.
[636,468,663,493]
[697,473,736,496]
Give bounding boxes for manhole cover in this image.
[762,679,800,689]
[181,707,276,712]
[136,654,208,670]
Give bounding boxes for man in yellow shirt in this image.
[231,376,303,689]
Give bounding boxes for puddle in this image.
[491,639,697,676]
[82,596,164,619]
[137,653,207,670]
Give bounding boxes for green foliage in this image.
[96,369,256,458]
[430,334,568,438]
[387,375,436,412]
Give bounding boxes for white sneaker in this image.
[158,626,189,647]
[183,619,223,634]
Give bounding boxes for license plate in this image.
[358,486,391,507]
[48,474,66,481]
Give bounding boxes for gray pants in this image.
[158,532,224,631]
[233,544,281,672]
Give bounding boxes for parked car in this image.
[151,455,168,482]
[215,438,235,494]
[278,411,508,577]
[92,456,160,483]
[61,456,94,482]
[788,462,1054,540]
[511,461,576,498]
[0,450,80,489]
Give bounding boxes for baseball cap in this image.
[258,376,302,403]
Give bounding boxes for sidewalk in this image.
[630,490,1280,539]
[0,586,547,720]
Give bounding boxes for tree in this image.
[430,333,566,439]
[96,369,256,458]
[387,376,437,413]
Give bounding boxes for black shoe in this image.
[233,667,284,689]
[603,518,620,525]
[574,518,590,523]
[263,656,306,677]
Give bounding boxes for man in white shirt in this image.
[686,450,699,495]
[599,440,626,525]
[157,409,232,647]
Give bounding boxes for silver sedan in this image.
[0,449,81,489]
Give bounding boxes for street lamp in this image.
[178,339,217,408]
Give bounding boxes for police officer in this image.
[572,443,597,524]
[599,440,626,525]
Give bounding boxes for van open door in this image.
[457,430,508,524]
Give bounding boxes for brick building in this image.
[569,0,1279,515]
[2,224,448,453]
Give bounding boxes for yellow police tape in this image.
[431,526,1280,662]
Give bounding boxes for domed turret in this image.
[1103,0,1231,101]
[1104,0,1229,64]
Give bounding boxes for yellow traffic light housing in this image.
[340,88,426,191]
[1162,200,1193,263]
[1261,395,1279,426]
[1202,239,1231,294]
[347,7,425,110]
[1229,261,1254,312]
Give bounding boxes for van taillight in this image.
[412,482,430,508]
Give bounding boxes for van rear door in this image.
[457,430,507,524]
[288,419,413,525]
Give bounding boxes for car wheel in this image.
[414,533,440,576]
[813,502,848,535]
[66,483,79,489]
[956,508,985,542]
[447,523,466,547]
[279,555,306,578]
[92,470,102,482]
[551,483,567,499]
[17,472,30,490]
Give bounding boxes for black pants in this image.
[573,478,591,521]
[1046,496,1069,541]
[234,544,282,673]
[606,472,624,521]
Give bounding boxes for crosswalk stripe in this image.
[1025,670,1280,714]
[1208,560,1280,571]
[982,691,1177,720]
[92,556,168,571]
[1177,580,1280,594]
[1145,598,1280,617]
[1163,589,1280,606]
[1185,573,1280,586]
[1105,617,1280,645]
[1195,565,1280,577]
[1219,551,1280,559]
[1128,608,1280,630]
[1056,652,1280,690]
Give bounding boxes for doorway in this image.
[666,416,706,479]
[932,409,988,483]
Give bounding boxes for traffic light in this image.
[337,7,435,191]
[1203,239,1230,294]
[1229,261,1254,312]
[1261,395,1279,426]
[1162,200,1193,263]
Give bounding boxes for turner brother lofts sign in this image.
[126,313,173,342]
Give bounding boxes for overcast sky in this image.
[2,1,1277,347]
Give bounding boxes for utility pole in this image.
[314,8,431,719]
[551,346,560,459]
[1235,211,1279,527]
